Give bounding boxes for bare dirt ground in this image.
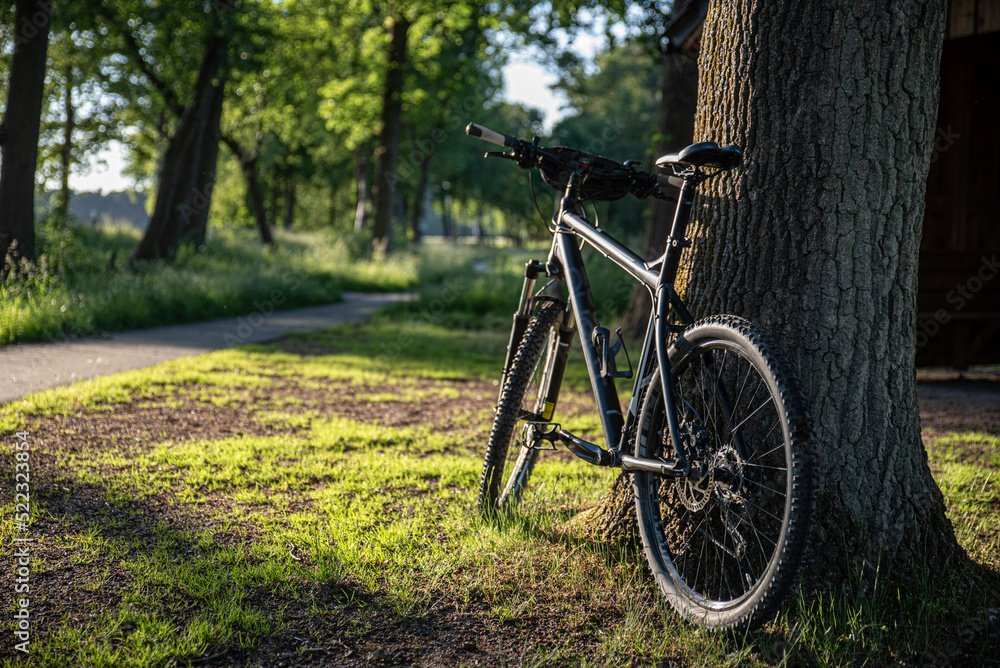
[4,369,999,667]
[917,371,1000,435]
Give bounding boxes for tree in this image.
[400,3,491,243]
[0,0,52,269]
[691,0,961,583]
[370,13,410,256]
[96,0,233,261]
[131,33,230,260]
[97,0,278,260]
[620,46,698,339]
[589,1,963,588]
[36,18,124,221]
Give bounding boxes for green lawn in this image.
[1,315,997,667]
[0,225,429,346]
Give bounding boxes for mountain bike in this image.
[465,122,815,631]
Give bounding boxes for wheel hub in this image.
[712,444,745,504]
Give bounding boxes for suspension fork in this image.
[497,260,545,399]
[496,257,573,414]
[538,310,575,421]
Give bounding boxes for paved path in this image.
[0,292,414,405]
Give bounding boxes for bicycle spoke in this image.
[729,396,775,435]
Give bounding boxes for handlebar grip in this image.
[466,122,515,148]
[657,173,685,190]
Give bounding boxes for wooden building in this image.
[665,0,1000,368]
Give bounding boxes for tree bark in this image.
[283,164,296,230]
[690,0,959,584]
[0,0,52,268]
[222,132,275,248]
[58,65,76,220]
[132,38,228,262]
[590,0,960,590]
[180,75,225,247]
[370,15,410,256]
[620,49,699,340]
[353,148,369,234]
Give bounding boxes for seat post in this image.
[658,178,698,287]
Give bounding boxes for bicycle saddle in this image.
[655,142,743,171]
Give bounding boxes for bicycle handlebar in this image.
[466,122,516,148]
[466,121,682,202]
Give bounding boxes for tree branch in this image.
[119,29,186,118]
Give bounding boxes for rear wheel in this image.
[633,315,814,630]
[478,301,565,514]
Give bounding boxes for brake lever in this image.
[484,151,517,160]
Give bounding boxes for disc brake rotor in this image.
[676,468,713,511]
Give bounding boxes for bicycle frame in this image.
[502,171,704,477]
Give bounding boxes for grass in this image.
[1,217,639,346]
[0,240,997,666]
[1,313,997,667]
[0,222,427,345]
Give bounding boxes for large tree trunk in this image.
[180,75,225,247]
[689,0,959,584]
[620,49,699,340]
[132,38,228,262]
[370,15,409,256]
[0,0,52,269]
[591,1,960,588]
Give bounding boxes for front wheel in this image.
[633,315,815,630]
[478,301,566,514]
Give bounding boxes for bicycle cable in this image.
[528,170,550,231]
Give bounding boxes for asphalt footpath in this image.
[0,292,414,405]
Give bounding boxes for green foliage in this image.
[547,41,662,239]
[379,241,640,333]
[6,0,675,251]
[0,225,422,345]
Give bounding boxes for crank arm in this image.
[620,454,688,477]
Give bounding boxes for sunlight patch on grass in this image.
[4,299,998,666]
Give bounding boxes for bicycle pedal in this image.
[528,442,558,451]
[524,421,561,445]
